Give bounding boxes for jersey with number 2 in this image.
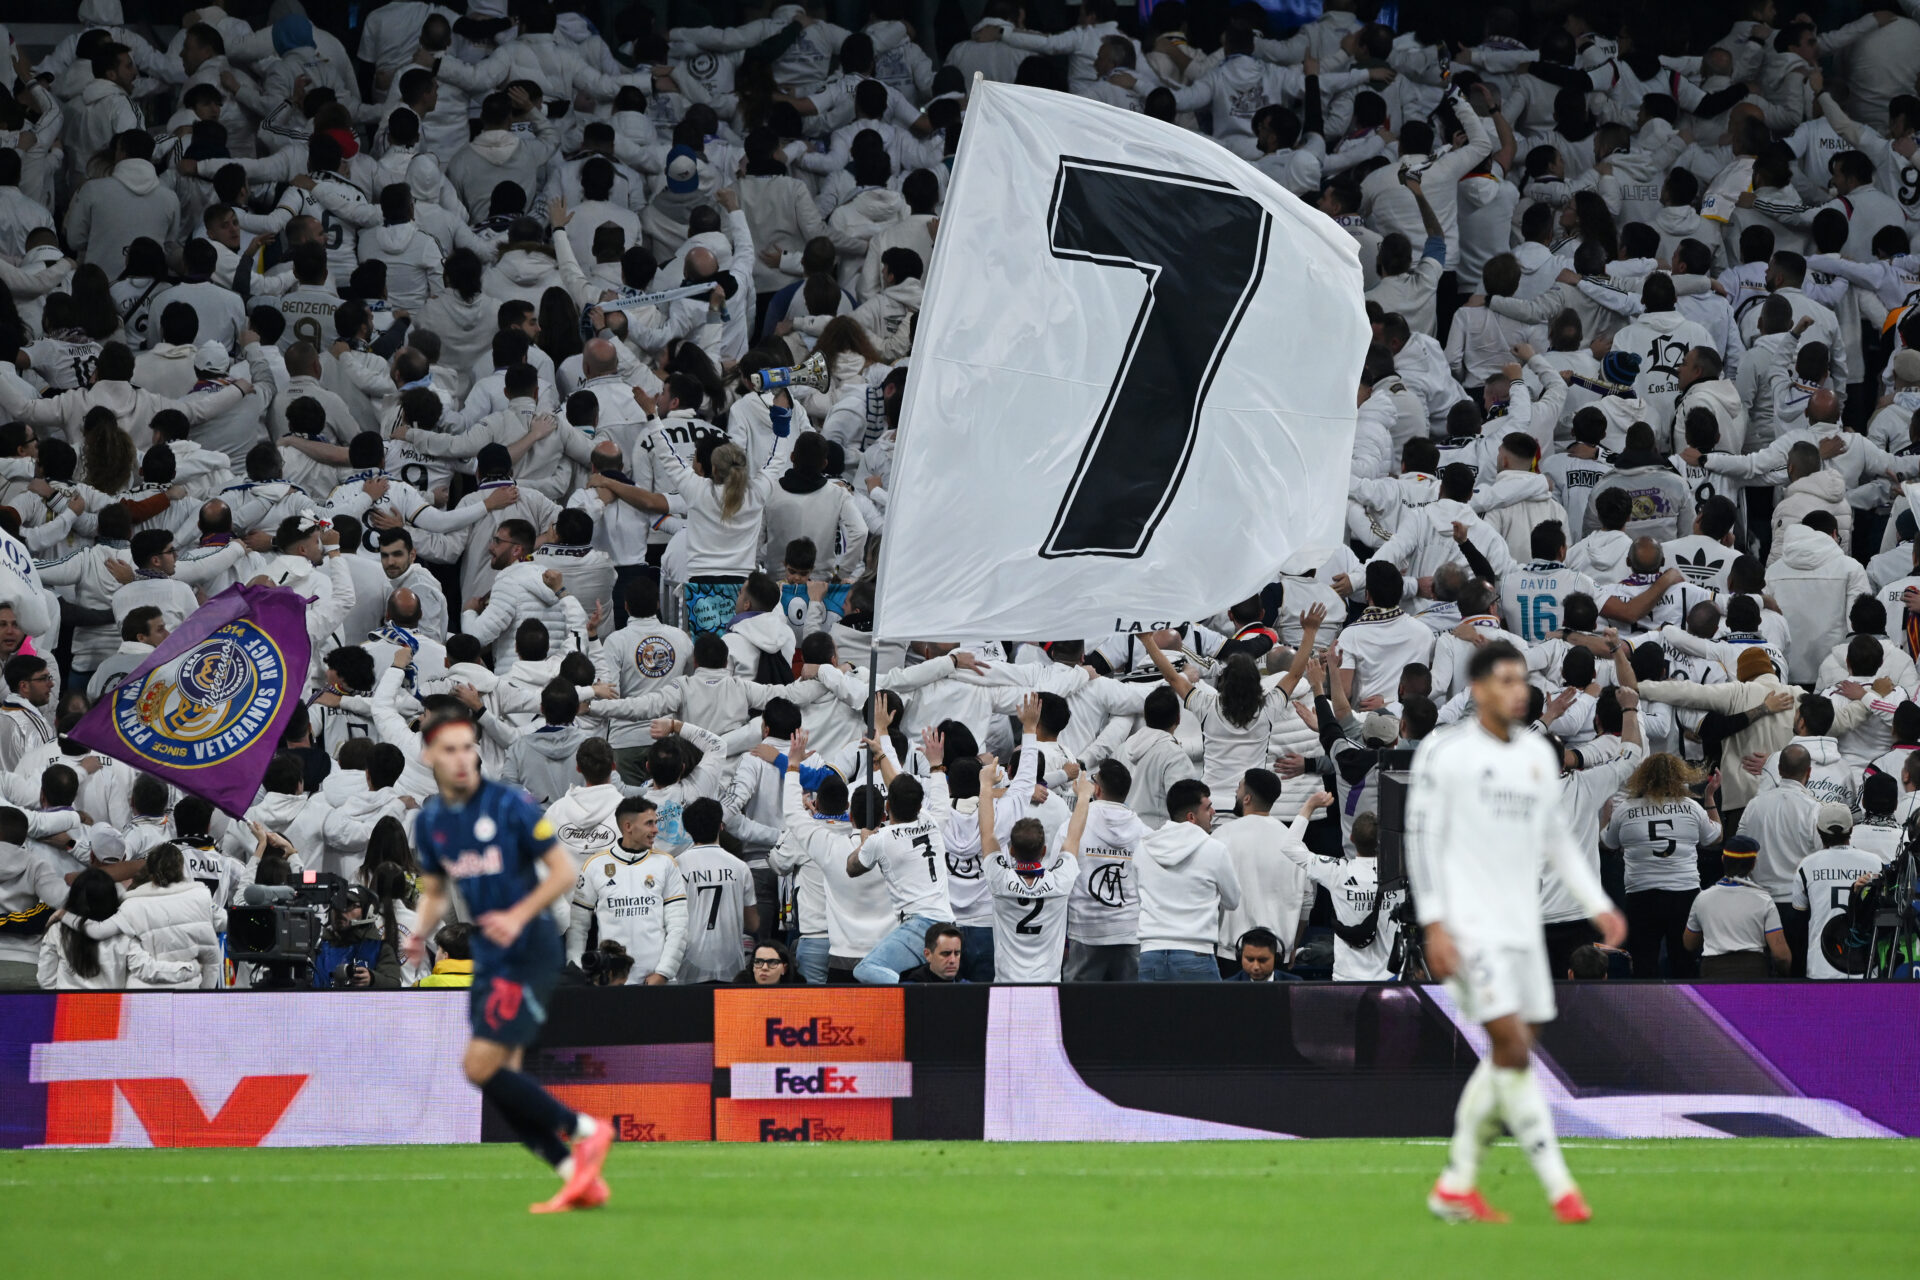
[987,850,1078,981]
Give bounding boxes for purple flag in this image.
[70,584,312,818]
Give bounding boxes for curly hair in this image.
[1625,752,1702,803]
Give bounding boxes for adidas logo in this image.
[1674,547,1726,583]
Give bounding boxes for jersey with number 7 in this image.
[855,815,952,921]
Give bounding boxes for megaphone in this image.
[750,351,831,395]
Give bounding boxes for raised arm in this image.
[1139,630,1192,698]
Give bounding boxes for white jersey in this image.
[1499,560,1598,643]
[855,813,951,921]
[180,839,238,910]
[1295,853,1401,981]
[1790,845,1885,980]
[1606,795,1721,894]
[1065,800,1149,945]
[986,849,1077,982]
[938,736,1040,926]
[675,843,753,984]
[568,847,687,982]
[1407,719,1613,947]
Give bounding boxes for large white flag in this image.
[873,81,1368,642]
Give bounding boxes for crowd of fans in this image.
[0,0,1914,992]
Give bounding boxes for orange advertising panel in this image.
[547,1083,712,1142]
[714,988,905,1064]
[715,1099,893,1142]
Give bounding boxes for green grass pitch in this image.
[4,1139,1912,1278]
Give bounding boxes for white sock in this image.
[1492,1066,1576,1201]
[572,1114,597,1141]
[556,1156,576,1183]
[1438,1058,1500,1194]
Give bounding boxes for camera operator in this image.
[567,939,637,987]
[1791,806,1885,980]
[313,884,403,990]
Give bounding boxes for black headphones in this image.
[1234,927,1282,959]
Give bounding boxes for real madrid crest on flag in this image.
[72,584,313,818]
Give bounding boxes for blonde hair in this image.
[709,442,750,521]
[1625,752,1702,803]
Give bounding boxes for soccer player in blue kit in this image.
[404,704,613,1213]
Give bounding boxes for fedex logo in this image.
[730,1061,911,1100]
[774,1066,860,1095]
[764,1016,861,1048]
[758,1117,845,1142]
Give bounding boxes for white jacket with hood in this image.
[1136,817,1241,954]
[724,610,798,681]
[63,158,182,275]
[1769,523,1872,684]
[446,120,560,221]
[546,781,631,858]
[482,247,564,310]
[318,771,408,882]
[825,187,909,291]
[1769,469,1853,562]
[1472,470,1569,562]
[361,220,445,311]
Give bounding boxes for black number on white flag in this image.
[1041,158,1271,559]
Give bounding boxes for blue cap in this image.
[664,146,701,195]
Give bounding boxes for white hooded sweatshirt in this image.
[1769,523,1871,684]
[360,221,444,310]
[1136,818,1241,954]
[1471,469,1570,562]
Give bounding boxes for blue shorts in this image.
[468,926,563,1046]
[468,964,559,1046]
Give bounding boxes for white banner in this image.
[874,82,1368,641]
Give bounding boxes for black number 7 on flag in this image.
[1040,158,1273,559]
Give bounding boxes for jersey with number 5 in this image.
[856,817,951,921]
[986,850,1078,982]
[1500,561,1598,643]
[1605,796,1720,893]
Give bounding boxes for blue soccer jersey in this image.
[416,778,561,973]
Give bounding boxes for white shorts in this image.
[1445,939,1556,1026]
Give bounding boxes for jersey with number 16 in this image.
[1501,561,1599,643]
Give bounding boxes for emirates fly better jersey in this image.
[987,849,1078,982]
[569,847,687,982]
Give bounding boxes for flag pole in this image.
[865,655,879,799]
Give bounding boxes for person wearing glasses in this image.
[742,939,807,985]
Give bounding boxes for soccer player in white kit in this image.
[1407,640,1626,1225]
